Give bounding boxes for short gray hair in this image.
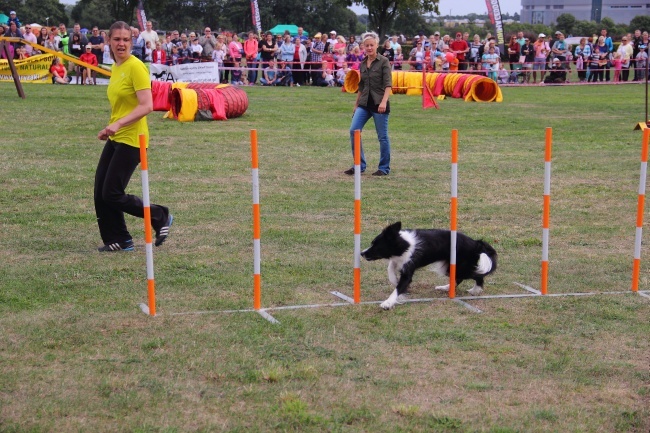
[361,31,379,44]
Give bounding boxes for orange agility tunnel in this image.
[345,70,502,103]
[152,81,249,121]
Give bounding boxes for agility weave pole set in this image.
[140,128,650,321]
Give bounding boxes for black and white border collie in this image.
[361,222,498,310]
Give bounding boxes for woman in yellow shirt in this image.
[95,21,172,252]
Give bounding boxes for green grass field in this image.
[0,81,649,432]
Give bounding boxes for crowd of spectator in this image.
[1,10,648,87]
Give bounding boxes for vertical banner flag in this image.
[136,0,147,32]
[251,0,262,35]
[485,0,505,59]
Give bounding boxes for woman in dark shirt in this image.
[507,35,521,70]
[344,31,393,176]
[68,33,84,84]
[381,39,394,63]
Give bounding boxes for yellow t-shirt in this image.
[107,55,151,148]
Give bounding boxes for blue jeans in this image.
[349,106,391,174]
[247,60,258,84]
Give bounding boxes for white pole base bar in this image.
[257,310,280,324]
[159,290,649,319]
[513,282,542,295]
[330,291,355,304]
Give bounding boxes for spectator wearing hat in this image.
[544,58,566,83]
[79,44,98,85]
[533,33,550,83]
[310,33,325,84]
[324,31,335,53]
[449,31,469,70]
[7,11,21,28]
[635,45,647,81]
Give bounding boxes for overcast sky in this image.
[350,0,521,16]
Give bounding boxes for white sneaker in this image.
[296,83,300,87]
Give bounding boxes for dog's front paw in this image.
[467,286,483,296]
[435,284,450,292]
[380,289,399,310]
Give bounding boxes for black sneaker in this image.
[371,170,388,176]
[98,239,134,252]
[155,214,174,247]
[344,167,364,175]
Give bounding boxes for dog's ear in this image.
[385,221,402,235]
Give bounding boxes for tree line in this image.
[3,1,649,41]
[2,0,438,38]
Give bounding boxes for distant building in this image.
[520,0,649,25]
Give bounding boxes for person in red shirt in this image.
[449,32,469,70]
[50,57,71,84]
[152,41,166,65]
[79,44,99,84]
[243,31,259,85]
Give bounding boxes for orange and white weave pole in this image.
[632,128,650,292]
[449,129,458,299]
[353,129,362,304]
[251,129,262,310]
[541,127,553,295]
[139,134,156,316]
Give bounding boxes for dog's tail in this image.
[475,240,497,276]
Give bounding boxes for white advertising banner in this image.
[149,62,220,83]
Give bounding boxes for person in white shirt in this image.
[190,36,203,61]
[22,24,37,55]
[617,36,634,81]
[327,30,338,52]
[140,21,159,49]
[389,35,401,52]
